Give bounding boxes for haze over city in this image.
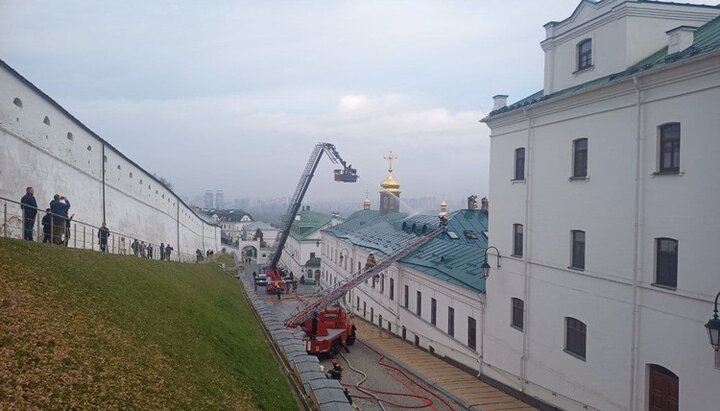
[10,0,711,204]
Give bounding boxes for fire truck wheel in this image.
[331,339,341,355]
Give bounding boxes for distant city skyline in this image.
[3,1,709,203]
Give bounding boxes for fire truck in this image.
[264,143,358,295]
[284,217,448,355]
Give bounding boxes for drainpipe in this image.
[101,143,106,223]
[521,107,533,392]
[480,298,486,373]
[629,76,643,411]
[176,200,180,262]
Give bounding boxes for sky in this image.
[1,0,714,206]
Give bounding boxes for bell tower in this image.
[379,150,401,214]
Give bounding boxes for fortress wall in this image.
[0,61,220,260]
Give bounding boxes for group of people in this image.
[19,186,172,259]
[21,187,74,246]
[195,249,215,263]
[131,239,173,261]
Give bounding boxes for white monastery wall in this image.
[0,63,220,260]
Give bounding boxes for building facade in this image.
[483,1,720,410]
[320,165,491,385]
[280,206,342,281]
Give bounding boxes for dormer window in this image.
[577,39,592,71]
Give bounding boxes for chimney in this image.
[492,95,508,111]
[667,26,697,55]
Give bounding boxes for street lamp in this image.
[706,291,720,352]
[481,246,501,278]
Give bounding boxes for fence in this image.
[1,195,198,262]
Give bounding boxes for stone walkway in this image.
[354,319,537,411]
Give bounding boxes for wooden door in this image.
[648,365,678,411]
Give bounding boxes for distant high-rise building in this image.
[204,190,214,210]
[215,190,224,210]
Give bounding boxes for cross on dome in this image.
[383,150,397,173]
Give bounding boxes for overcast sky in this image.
[1,1,714,206]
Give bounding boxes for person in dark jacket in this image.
[41,208,52,243]
[20,187,38,241]
[98,222,110,252]
[49,195,70,244]
[160,242,165,260]
[165,244,172,261]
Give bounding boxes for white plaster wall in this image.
[542,1,719,94]
[0,64,220,261]
[485,53,720,410]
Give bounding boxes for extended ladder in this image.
[284,219,447,328]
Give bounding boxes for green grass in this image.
[0,237,296,410]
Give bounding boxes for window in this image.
[380,273,385,294]
[565,317,586,360]
[511,298,524,331]
[370,307,374,322]
[13,97,23,108]
[66,132,73,141]
[43,115,51,126]
[404,285,409,308]
[648,365,678,410]
[431,298,437,326]
[655,238,678,288]
[572,138,588,178]
[513,224,523,257]
[571,230,586,270]
[363,301,366,317]
[514,148,525,180]
[468,317,477,350]
[577,39,592,70]
[448,307,455,337]
[389,278,395,300]
[416,291,422,316]
[659,123,680,173]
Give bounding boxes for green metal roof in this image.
[290,210,341,241]
[323,209,489,293]
[486,14,720,119]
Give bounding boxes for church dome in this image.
[381,173,401,194]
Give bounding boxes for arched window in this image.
[571,230,586,270]
[577,39,592,70]
[13,97,23,108]
[565,317,586,360]
[648,365,678,411]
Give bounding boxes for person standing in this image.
[140,241,146,258]
[98,222,110,252]
[49,195,65,244]
[20,187,38,241]
[64,214,74,247]
[165,244,172,261]
[147,243,153,259]
[41,208,52,243]
[160,242,165,260]
[131,239,139,256]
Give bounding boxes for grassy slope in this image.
[0,238,296,410]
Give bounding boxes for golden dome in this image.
[380,173,401,194]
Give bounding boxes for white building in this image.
[205,209,253,243]
[279,206,343,281]
[320,165,494,400]
[482,1,720,410]
[240,221,279,248]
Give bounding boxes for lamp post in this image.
[481,246,501,278]
[706,291,720,352]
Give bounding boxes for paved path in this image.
[354,319,537,411]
